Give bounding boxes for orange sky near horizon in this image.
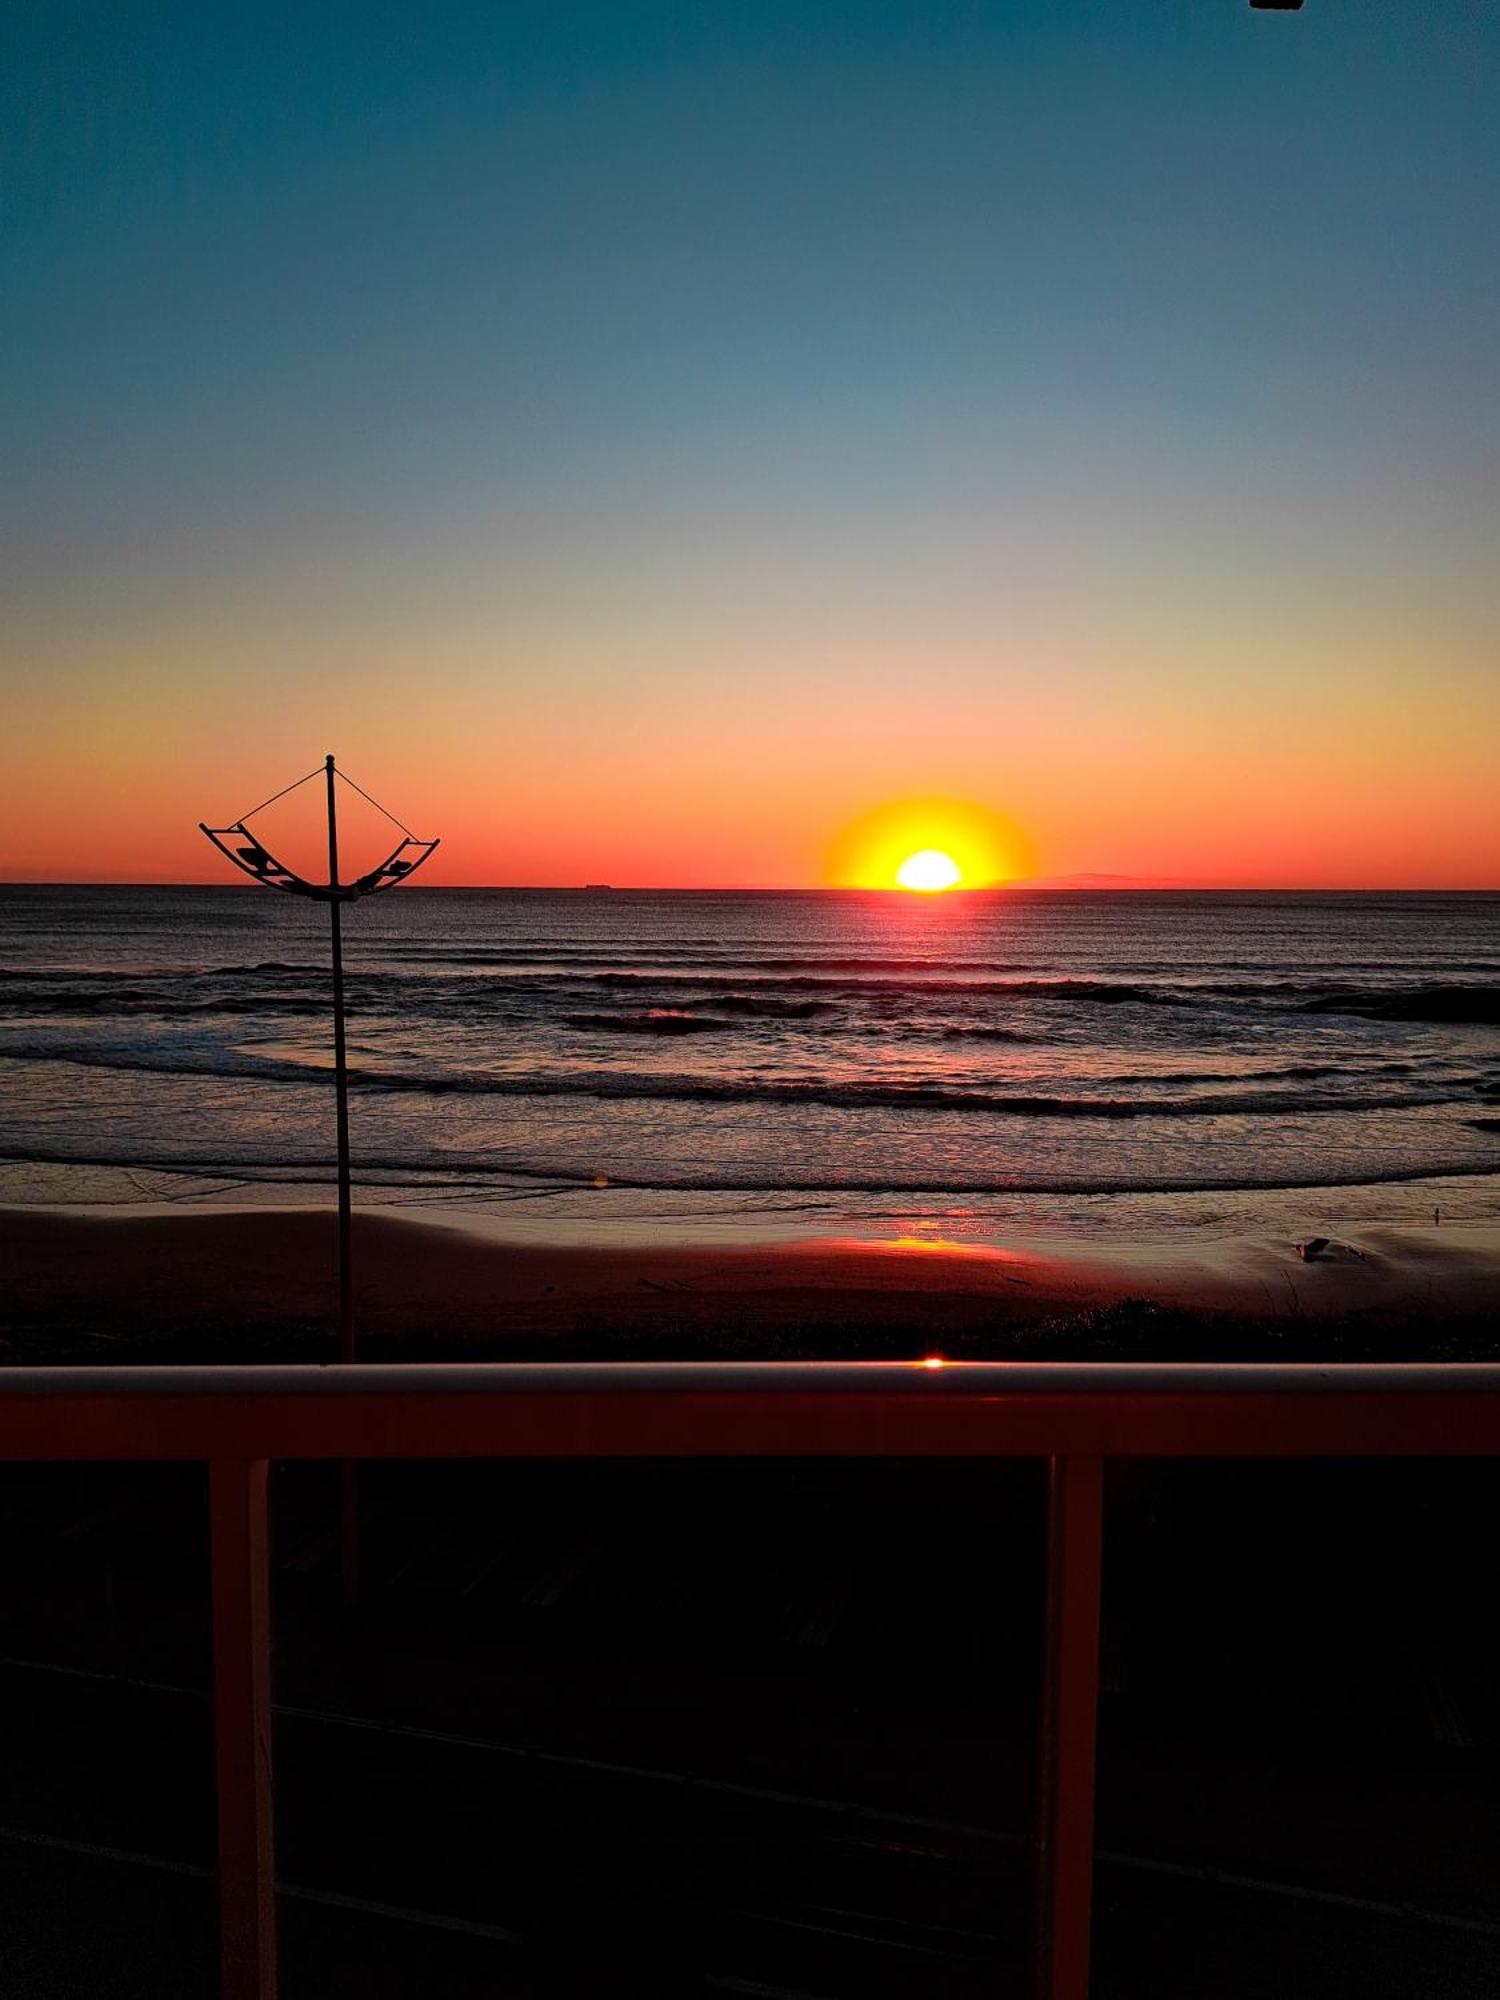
[5,646,1498,890]
[6,569,1498,889]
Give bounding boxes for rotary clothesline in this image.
[198,755,440,1608]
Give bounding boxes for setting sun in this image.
[826,797,1033,890]
[895,849,963,892]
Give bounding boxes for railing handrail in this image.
[5,1360,1500,1463]
[5,1359,1500,1398]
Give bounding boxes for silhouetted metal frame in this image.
[4,1359,1499,2000]
[196,824,440,902]
[196,789,440,1372]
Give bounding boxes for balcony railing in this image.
[3,1359,1499,2000]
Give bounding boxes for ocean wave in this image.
[0,960,323,985]
[0,988,330,1019]
[334,1066,1458,1119]
[1013,1059,1420,1086]
[370,948,1500,977]
[568,993,833,1022]
[563,1010,733,1036]
[3,1140,1497,1201]
[1300,984,1500,1025]
[0,1033,1465,1118]
[578,971,1189,1003]
[0,1036,333,1088]
[8,964,1498,1028]
[17,947,1496,982]
[695,992,835,1018]
[520,1083,1449,1117]
[939,1025,1038,1042]
[0,966,1188,1021]
[369,947,1042,973]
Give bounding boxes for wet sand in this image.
[3,1204,1498,1362]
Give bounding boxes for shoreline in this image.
[4,1201,1498,1365]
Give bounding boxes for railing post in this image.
[210,1459,277,2000]
[1036,1454,1104,2000]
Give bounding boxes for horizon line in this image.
[3,878,1499,896]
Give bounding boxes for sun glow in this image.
[826,797,1033,890]
[896,848,962,892]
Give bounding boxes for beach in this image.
[5,1203,1498,1364]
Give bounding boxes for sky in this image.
[4,1,1498,888]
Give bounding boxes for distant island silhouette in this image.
[1012,871,1194,891]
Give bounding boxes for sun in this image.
[895,848,963,892]
[825,796,1034,890]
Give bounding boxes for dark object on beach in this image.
[1297,1237,1367,1264]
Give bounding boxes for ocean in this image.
[2,885,1497,1243]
